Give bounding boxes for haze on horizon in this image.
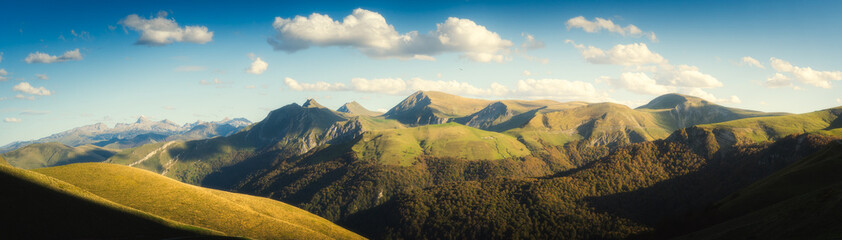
[1,0,841,146]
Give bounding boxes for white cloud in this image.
[570,41,722,90]
[350,77,406,94]
[284,77,347,91]
[599,72,671,95]
[770,57,842,89]
[522,70,532,76]
[174,65,207,72]
[268,8,512,62]
[199,78,227,85]
[565,16,657,41]
[567,41,664,66]
[25,49,83,64]
[0,68,7,81]
[764,73,793,88]
[520,33,545,50]
[407,78,505,96]
[35,74,48,80]
[15,94,35,100]
[4,118,21,123]
[683,88,741,104]
[119,11,213,46]
[657,64,723,88]
[837,98,841,104]
[513,78,606,101]
[741,56,765,69]
[246,55,268,75]
[13,82,52,96]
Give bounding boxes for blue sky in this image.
[1,0,841,146]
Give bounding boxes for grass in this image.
[697,106,842,144]
[352,122,530,166]
[1,142,117,169]
[35,163,366,240]
[0,163,223,239]
[504,102,673,149]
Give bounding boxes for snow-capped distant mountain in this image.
[0,117,253,152]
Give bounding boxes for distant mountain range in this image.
[0,117,251,153]
[4,91,842,239]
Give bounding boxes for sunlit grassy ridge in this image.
[34,163,366,240]
[352,122,530,166]
[506,102,674,149]
[0,164,222,239]
[1,142,117,169]
[697,106,842,144]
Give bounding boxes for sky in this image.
[1,0,842,146]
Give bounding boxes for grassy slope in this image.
[697,106,842,144]
[679,141,842,239]
[353,122,530,166]
[505,102,673,149]
[35,163,365,240]
[0,164,222,239]
[1,142,117,169]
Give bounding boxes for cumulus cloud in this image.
[119,11,213,46]
[570,41,723,93]
[565,16,657,41]
[268,8,512,62]
[598,72,671,95]
[282,76,609,101]
[512,78,607,101]
[567,41,664,66]
[284,77,347,91]
[684,88,741,104]
[246,54,268,74]
[741,56,765,69]
[764,73,793,88]
[0,68,7,81]
[656,64,722,88]
[13,82,52,96]
[770,57,842,89]
[35,74,48,80]
[4,118,21,123]
[407,78,506,96]
[25,49,83,64]
[350,78,406,94]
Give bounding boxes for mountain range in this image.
[0,117,251,153]
[3,91,842,239]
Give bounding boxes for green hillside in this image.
[2,142,117,169]
[697,106,842,144]
[505,102,674,149]
[677,141,842,239]
[34,163,366,240]
[352,122,530,166]
[0,164,222,239]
